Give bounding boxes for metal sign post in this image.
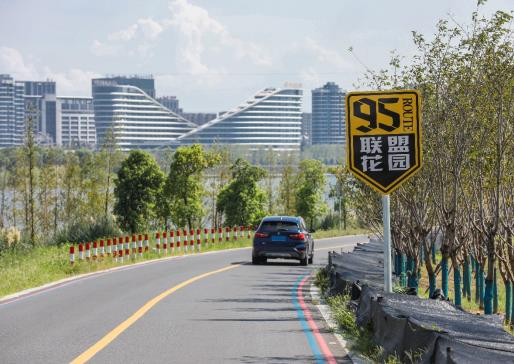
[382,195,392,293]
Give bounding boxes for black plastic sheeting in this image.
[327,239,514,363]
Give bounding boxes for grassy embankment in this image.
[0,227,369,298]
[313,269,403,363]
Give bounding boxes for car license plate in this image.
[272,235,287,242]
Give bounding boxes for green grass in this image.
[325,293,403,363]
[0,227,365,299]
[312,227,369,239]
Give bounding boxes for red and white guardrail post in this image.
[184,229,189,253]
[99,240,105,258]
[144,234,149,253]
[69,246,75,265]
[112,237,118,262]
[107,239,112,256]
[124,236,130,258]
[78,243,84,261]
[92,241,98,260]
[155,232,161,254]
[131,235,137,259]
[163,231,168,255]
[138,234,143,257]
[176,230,181,253]
[196,228,201,252]
[170,230,175,254]
[189,229,195,253]
[233,226,238,241]
[225,227,230,242]
[85,242,91,261]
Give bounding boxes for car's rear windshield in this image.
[259,221,299,233]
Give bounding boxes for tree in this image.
[295,159,327,229]
[164,144,220,229]
[217,158,267,226]
[99,127,123,217]
[24,112,37,245]
[278,152,297,216]
[114,150,165,233]
[328,166,357,230]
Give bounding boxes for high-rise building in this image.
[157,96,182,114]
[59,97,96,147]
[0,75,25,147]
[311,82,346,145]
[92,76,197,149]
[177,84,303,151]
[23,80,61,145]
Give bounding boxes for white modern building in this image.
[0,75,25,147]
[92,76,197,149]
[59,97,96,147]
[177,84,303,151]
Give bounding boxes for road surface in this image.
[0,235,368,364]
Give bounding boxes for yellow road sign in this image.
[346,90,422,194]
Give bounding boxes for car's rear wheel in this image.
[300,257,308,266]
[308,255,314,264]
[252,256,259,264]
[260,257,267,264]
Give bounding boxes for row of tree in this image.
[113,145,329,234]
[353,7,514,320]
[0,132,338,250]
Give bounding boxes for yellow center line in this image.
[70,264,240,364]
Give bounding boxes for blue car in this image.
[252,216,314,265]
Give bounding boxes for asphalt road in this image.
[0,235,368,364]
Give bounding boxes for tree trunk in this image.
[452,256,462,308]
[441,255,449,298]
[400,253,407,287]
[505,281,511,324]
[464,256,472,301]
[484,242,496,314]
[493,268,498,314]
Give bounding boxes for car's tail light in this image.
[290,233,305,240]
[255,232,269,238]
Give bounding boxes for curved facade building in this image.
[92,76,197,149]
[177,85,303,151]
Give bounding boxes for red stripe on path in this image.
[297,276,337,364]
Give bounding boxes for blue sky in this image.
[0,0,511,112]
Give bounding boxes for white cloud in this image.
[89,0,272,73]
[108,18,164,42]
[297,37,352,70]
[0,47,39,79]
[108,24,139,42]
[167,0,271,73]
[0,47,98,96]
[90,40,119,56]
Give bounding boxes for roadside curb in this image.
[309,280,369,364]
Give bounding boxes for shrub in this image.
[52,216,122,245]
